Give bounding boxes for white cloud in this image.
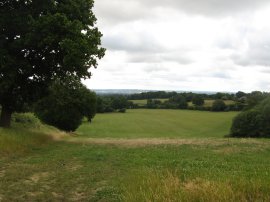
[86,0,270,92]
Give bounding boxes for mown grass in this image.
[77,109,237,138]
[1,110,270,201]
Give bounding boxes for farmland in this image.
[1,110,270,201]
[77,109,237,138]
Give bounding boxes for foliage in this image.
[96,96,130,113]
[230,97,270,137]
[245,91,267,110]
[12,113,41,128]
[0,0,105,127]
[192,95,204,106]
[230,110,262,137]
[35,78,96,131]
[169,95,188,109]
[212,100,226,111]
[236,91,246,99]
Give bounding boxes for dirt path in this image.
[64,137,269,147]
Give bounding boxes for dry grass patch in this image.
[122,170,270,202]
[66,137,270,148]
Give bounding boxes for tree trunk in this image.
[0,105,12,128]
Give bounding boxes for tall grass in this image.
[0,113,57,156]
[121,169,270,202]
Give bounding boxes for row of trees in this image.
[128,91,240,101]
[145,98,235,112]
[128,91,270,105]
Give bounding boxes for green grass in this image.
[77,109,237,138]
[1,110,270,201]
[1,139,270,201]
[0,113,60,156]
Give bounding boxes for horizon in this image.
[91,88,266,94]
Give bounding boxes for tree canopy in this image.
[0,0,105,127]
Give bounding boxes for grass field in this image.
[77,109,237,138]
[1,110,270,201]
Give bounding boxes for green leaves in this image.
[0,0,105,115]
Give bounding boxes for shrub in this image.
[192,96,204,106]
[169,95,188,109]
[230,110,262,137]
[35,78,96,132]
[11,113,41,128]
[230,97,270,137]
[212,100,226,112]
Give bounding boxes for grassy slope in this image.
[77,109,237,138]
[1,110,270,201]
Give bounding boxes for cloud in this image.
[87,1,270,92]
[95,0,270,25]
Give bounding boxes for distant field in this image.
[77,109,238,138]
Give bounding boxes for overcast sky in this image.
[84,0,270,92]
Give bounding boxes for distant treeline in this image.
[96,91,270,113]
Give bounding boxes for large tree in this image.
[0,0,105,127]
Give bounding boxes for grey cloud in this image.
[210,72,231,79]
[145,0,270,17]
[233,36,270,67]
[103,34,163,53]
[126,52,194,64]
[95,0,270,25]
[143,65,165,73]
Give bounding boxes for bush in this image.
[11,113,41,128]
[192,96,204,106]
[35,78,96,132]
[230,97,270,137]
[212,100,226,112]
[169,95,188,109]
[230,110,262,137]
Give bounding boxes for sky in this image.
[84,0,270,92]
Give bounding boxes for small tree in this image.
[192,95,204,106]
[212,100,226,112]
[169,95,188,109]
[34,78,96,131]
